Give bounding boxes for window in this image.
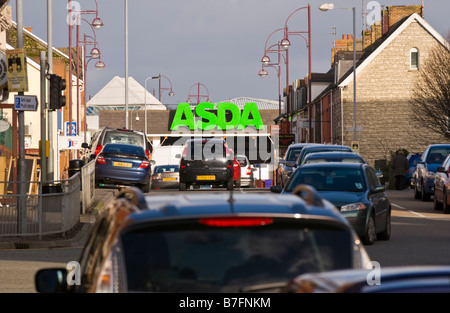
[410,48,419,69]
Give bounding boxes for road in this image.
[1,187,450,292]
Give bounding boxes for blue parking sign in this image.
[65,121,77,136]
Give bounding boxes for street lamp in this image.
[144,75,161,137]
[320,3,357,141]
[157,74,175,102]
[187,82,210,104]
[280,4,311,142]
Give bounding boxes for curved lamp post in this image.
[187,82,210,104]
[320,3,357,141]
[280,4,312,142]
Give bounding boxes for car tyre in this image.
[362,214,376,246]
[444,190,450,214]
[420,180,430,201]
[434,191,443,210]
[227,180,234,191]
[141,183,150,193]
[414,182,421,199]
[377,210,391,241]
[179,182,187,191]
[235,180,241,188]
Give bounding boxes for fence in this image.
[0,161,96,238]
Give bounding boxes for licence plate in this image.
[113,162,132,168]
[197,175,215,180]
[163,177,177,181]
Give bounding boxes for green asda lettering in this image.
[170,102,264,131]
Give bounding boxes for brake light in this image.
[95,145,103,156]
[234,160,239,168]
[96,155,106,165]
[139,160,150,169]
[145,149,150,159]
[199,217,273,227]
[246,167,252,175]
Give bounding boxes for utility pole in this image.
[16,0,26,234]
[47,0,54,181]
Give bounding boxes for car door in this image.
[366,166,388,232]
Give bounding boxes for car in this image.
[82,127,153,162]
[150,165,179,189]
[294,144,354,168]
[302,151,366,165]
[95,143,154,192]
[236,154,255,187]
[271,162,391,245]
[34,186,371,293]
[178,138,234,191]
[407,153,422,189]
[414,144,450,201]
[277,143,320,188]
[433,155,450,213]
[284,265,450,293]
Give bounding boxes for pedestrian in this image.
[391,150,410,190]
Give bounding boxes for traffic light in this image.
[49,74,66,110]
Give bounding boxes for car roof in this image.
[305,152,363,158]
[299,162,366,169]
[302,145,352,151]
[288,143,322,149]
[127,192,349,225]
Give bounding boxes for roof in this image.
[127,192,348,224]
[87,76,165,109]
[217,97,284,110]
[339,13,449,88]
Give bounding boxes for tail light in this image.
[95,145,103,156]
[246,167,252,175]
[96,155,106,165]
[145,149,150,159]
[153,173,162,180]
[199,217,273,227]
[139,160,150,169]
[234,160,239,168]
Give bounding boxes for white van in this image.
[151,145,184,167]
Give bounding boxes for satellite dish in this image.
[0,119,10,132]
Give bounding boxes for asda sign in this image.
[170,102,264,131]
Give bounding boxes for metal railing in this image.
[0,161,96,238]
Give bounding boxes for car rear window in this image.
[120,221,353,292]
[103,131,144,147]
[154,165,179,173]
[102,144,146,157]
[286,148,303,161]
[427,148,450,164]
[185,140,228,160]
[287,167,366,192]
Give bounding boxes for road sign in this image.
[65,121,77,136]
[14,95,38,111]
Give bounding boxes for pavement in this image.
[0,188,118,250]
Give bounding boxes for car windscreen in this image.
[426,148,450,164]
[286,148,303,161]
[120,220,353,292]
[103,131,144,147]
[286,166,366,192]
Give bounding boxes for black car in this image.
[272,162,391,245]
[82,127,153,162]
[35,187,370,293]
[178,138,234,191]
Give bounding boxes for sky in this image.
[7,0,450,106]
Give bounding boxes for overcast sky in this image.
[8,0,450,105]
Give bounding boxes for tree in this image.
[410,32,450,138]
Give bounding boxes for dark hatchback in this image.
[179,138,234,191]
[294,145,354,168]
[95,143,154,192]
[272,162,391,245]
[35,187,370,293]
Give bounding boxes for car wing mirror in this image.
[175,154,181,158]
[285,161,296,167]
[81,142,89,149]
[150,160,156,165]
[375,170,383,178]
[414,158,423,165]
[270,185,282,193]
[35,268,68,293]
